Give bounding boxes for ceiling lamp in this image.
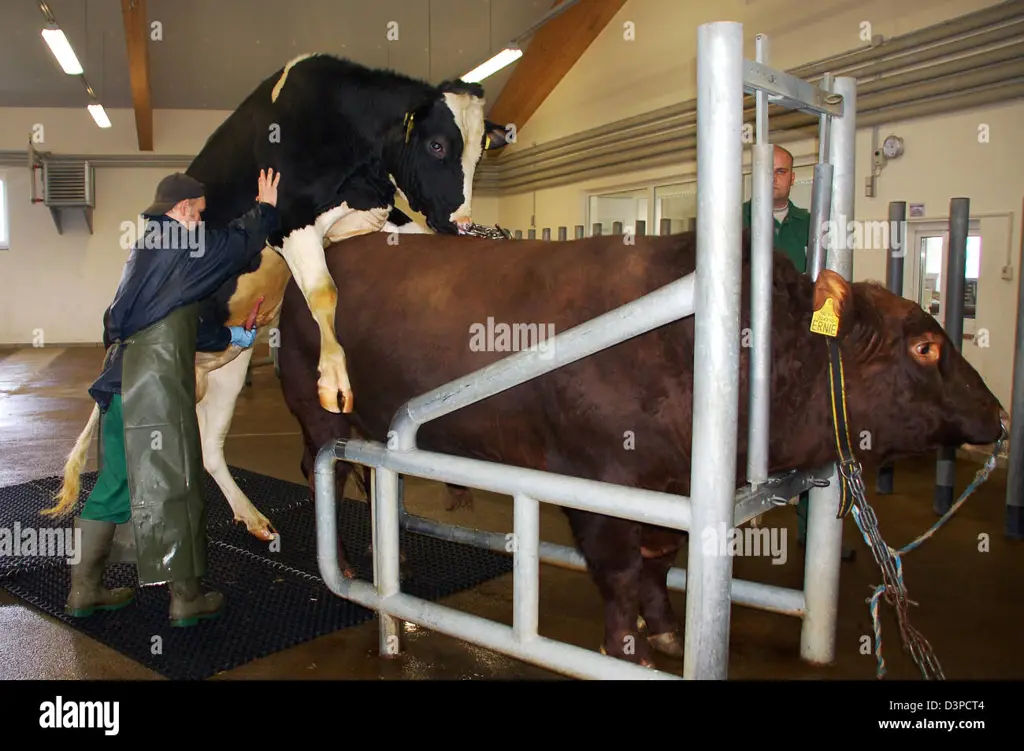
[41,25,83,75]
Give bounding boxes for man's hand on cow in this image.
[257,168,280,207]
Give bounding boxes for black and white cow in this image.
[186,52,509,415]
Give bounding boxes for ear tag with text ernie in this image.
[810,297,840,337]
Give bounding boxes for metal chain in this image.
[460,223,513,240]
[843,431,1004,680]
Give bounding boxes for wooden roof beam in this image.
[120,0,153,151]
[485,0,628,136]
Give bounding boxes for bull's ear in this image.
[483,120,511,150]
[810,269,854,339]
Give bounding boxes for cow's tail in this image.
[41,403,100,518]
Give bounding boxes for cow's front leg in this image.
[636,526,686,658]
[564,509,653,667]
[278,224,353,414]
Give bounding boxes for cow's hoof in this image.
[599,644,655,668]
[237,514,276,542]
[317,359,353,414]
[646,631,684,657]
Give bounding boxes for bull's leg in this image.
[563,508,652,667]
[195,347,277,540]
[636,526,686,657]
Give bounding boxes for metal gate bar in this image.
[315,20,857,680]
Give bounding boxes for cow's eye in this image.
[911,338,941,365]
[429,141,445,158]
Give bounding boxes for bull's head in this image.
[812,269,1007,465]
[384,80,509,235]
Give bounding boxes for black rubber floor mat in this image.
[0,467,513,680]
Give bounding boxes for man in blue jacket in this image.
[59,168,281,627]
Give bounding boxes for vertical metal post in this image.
[514,229,523,239]
[636,220,646,236]
[800,75,855,667]
[613,221,623,234]
[688,217,697,232]
[935,197,970,515]
[683,20,743,681]
[542,227,551,241]
[374,467,403,657]
[512,493,540,642]
[747,32,772,488]
[876,200,906,495]
[574,225,584,239]
[558,226,567,241]
[592,223,603,235]
[1007,205,1024,539]
[660,217,672,235]
[807,73,834,283]
[528,228,536,240]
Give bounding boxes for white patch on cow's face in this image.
[442,92,485,228]
[271,53,317,102]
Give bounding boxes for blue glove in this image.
[229,326,257,348]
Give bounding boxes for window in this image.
[587,188,649,235]
[0,175,8,249]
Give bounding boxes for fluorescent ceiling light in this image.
[462,47,523,83]
[88,103,111,128]
[41,27,83,75]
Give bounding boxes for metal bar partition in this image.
[934,197,970,515]
[314,20,856,681]
[876,200,906,495]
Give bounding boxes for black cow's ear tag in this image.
[810,297,840,337]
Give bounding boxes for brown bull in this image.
[276,229,1007,666]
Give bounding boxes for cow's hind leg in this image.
[196,347,276,540]
[564,509,653,667]
[278,222,353,415]
[637,526,685,657]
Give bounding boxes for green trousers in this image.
[80,394,132,524]
[81,303,208,586]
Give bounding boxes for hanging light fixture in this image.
[41,25,84,75]
[460,0,581,83]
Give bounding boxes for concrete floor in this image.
[1,344,1021,681]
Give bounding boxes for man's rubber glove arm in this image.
[229,325,257,348]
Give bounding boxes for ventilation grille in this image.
[42,160,94,207]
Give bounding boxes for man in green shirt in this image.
[742,145,854,561]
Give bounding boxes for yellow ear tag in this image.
[404,113,414,144]
[810,297,840,337]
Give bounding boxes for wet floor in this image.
[1,345,1021,680]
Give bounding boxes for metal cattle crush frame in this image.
[314,20,857,680]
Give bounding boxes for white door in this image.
[905,219,981,341]
[904,214,1014,413]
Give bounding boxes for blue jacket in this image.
[89,202,281,410]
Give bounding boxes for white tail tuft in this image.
[42,403,100,518]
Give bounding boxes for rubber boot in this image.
[168,578,224,627]
[64,518,135,617]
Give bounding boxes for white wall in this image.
[0,107,232,346]
[488,0,1022,411]
[0,105,500,348]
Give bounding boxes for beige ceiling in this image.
[0,0,557,112]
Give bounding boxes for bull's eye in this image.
[911,338,941,366]
[429,141,445,158]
